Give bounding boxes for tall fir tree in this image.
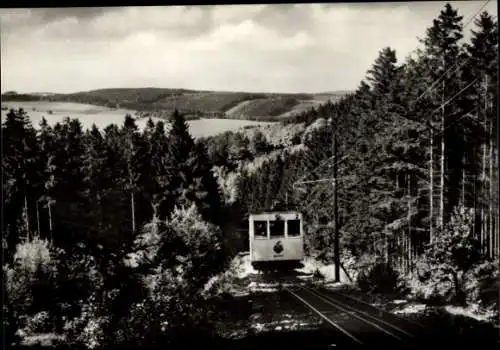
[2,109,40,256]
[420,3,464,229]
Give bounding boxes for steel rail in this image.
[308,287,414,338]
[333,289,426,329]
[299,287,402,341]
[284,287,363,345]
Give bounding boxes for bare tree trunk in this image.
[462,133,466,206]
[24,195,30,241]
[36,200,41,236]
[473,173,477,238]
[399,233,403,273]
[481,76,488,254]
[496,146,499,259]
[430,128,434,243]
[489,119,493,258]
[439,80,445,228]
[408,173,412,273]
[384,234,389,265]
[131,191,136,232]
[48,201,53,242]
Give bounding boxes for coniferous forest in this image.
[2,3,499,349]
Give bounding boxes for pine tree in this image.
[165,110,196,215]
[250,130,270,156]
[121,115,142,233]
[82,124,109,243]
[50,118,88,247]
[98,123,131,250]
[462,12,498,258]
[37,117,57,241]
[420,3,464,229]
[185,141,224,226]
[228,133,251,162]
[2,109,40,251]
[147,120,172,220]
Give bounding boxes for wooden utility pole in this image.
[332,127,340,283]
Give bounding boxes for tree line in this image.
[2,109,227,260]
[3,108,236,347]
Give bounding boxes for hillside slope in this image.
[2,88,351,121]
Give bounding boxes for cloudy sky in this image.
[1,1,497,94]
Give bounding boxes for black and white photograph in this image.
[1,1,499,349]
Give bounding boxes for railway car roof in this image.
[248,210,301,215]
[248,211,302,220]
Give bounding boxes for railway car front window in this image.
[254,221,267,238]
[269,220,285,238]
[287,220,301,237]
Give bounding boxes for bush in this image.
[55,248,104,310]
[5,236,60,334]
[24,311,52,334]
[3,265,21,346]
[357,261,400,294]
[63,292,108,350]
[340,248,357,282]
[95,204,229,348]
[59,251,107,349]
[411,207,487,306]
[409,257,455,304]
[463,260,499,310]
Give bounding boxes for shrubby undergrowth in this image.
[350,207,498,316]
[409,208,498,309]
[5,204,228,349]
[357,261,401,294]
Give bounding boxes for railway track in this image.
[285,285,431,348]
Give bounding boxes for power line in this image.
[462,0,492,29]
[415,0,492,104]
[431,79,479,116]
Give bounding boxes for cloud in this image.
[1,2,497,94]
[0,7,119,35]
[187,18,315,53]
[251,4,317,37]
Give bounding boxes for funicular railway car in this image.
[249,211,304,270]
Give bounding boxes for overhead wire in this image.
[414,0,493,104]
[288,0,495,229]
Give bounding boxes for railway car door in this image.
[270,215,286,259]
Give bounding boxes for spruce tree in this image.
[121,115,142,233]
[165,110,195,215]
[2,109,39,255]
[420,3,464,228]
[462,12,498,257]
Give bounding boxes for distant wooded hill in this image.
[1,88,351,121]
